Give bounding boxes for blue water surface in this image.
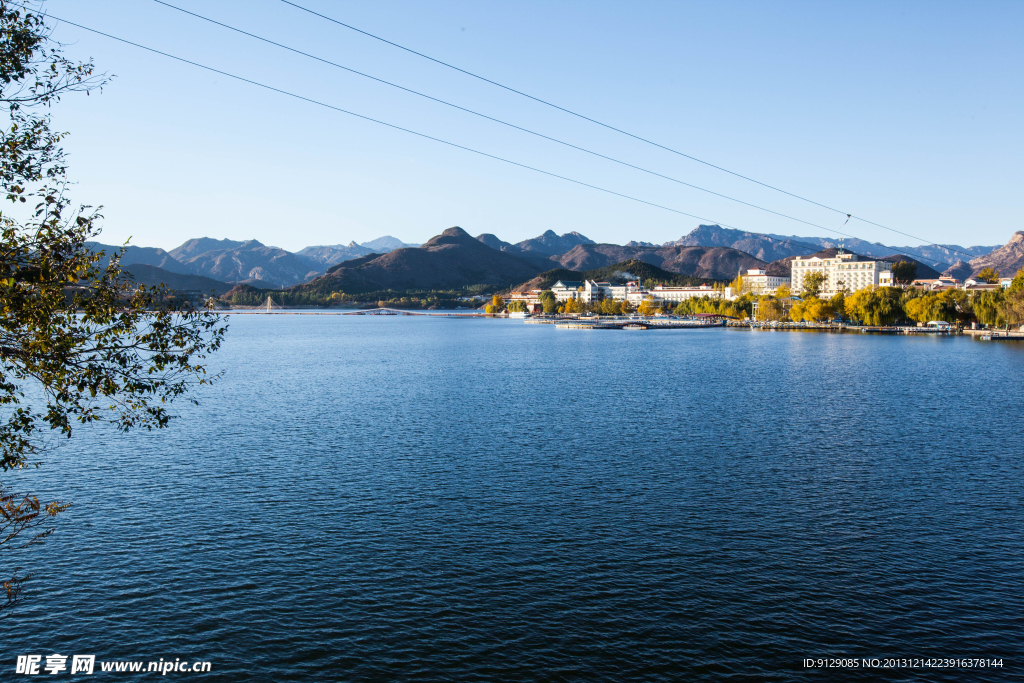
[5,316,1023,681]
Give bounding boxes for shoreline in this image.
[213,310,1024,339]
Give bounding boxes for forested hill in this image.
[124,264,234,296]
[511,259,722,292]
[291,227,542,295]
[550,243,765,278]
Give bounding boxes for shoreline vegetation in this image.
[220,258,721,311]
[121,228,1024,321]
[220,266,1024,331]
[502,267,1024,329]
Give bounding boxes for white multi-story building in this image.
[550,280,584,302]
[790,251,893,297]
[742,269,790,295]
[579,279,645,303]
[553,279,730,305]
[647,283,723,304]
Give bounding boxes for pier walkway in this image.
[551,318,726,331]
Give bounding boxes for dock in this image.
[858,326,952,335]
[552,318,726,330]
[972,332,1024,342]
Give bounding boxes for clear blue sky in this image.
[43,0,1023,252]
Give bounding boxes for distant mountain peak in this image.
[169,237,246,262]
[968,230,1024,277]
[667,224,1001,269]
[544,241,765,279]
[476,233,514,251]
[86,241,190,276]
[942,259,973,280]
[516,230,595,255]
[424,226,482,249]
[359,235,419,252]
[306,226,542,294]
[669,224,809,261]
[296,242,376,270]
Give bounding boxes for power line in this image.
[148,1,956,269]
[43,12,947,269]
[149,0,854,239]
[279,0,978,265]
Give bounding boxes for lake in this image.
[5,316,1022,681]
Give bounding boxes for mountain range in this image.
[277,227,771,301]
[294,227,541,295]
[90,225,1020,296]
[550,243,765,278]
[295,237,422,269]
[667,225,1000,270]
[961,231,1024,279]
[87,235,422,289]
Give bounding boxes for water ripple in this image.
[4,318,1022,681]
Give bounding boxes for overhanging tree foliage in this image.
[1,1,226,615]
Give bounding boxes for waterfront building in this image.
[580,280,609,304]
[963,277,1015,291]
[964,282,1001,294]
[505,290,545,313]
[647,283,723,304]
[506,290,543,303]
[580,279,644,303]
[742,269,790,295]
[911,278,960,291]
[550,280,584,302]
[551,279,733,306]
[790,251,894,296]
[963,277,1003,293]
[626,289,649,305]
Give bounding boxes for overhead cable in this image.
[150,0,875,241]
[279,0,975,264]
[44,12,947,268]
